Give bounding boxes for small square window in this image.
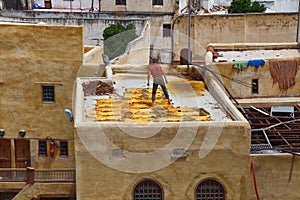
[39,141,47,157]
[116,0,126,5]
[60,141,69,157]
[163,24,171,37]
[42,85,55,102]
[153,0,163,6]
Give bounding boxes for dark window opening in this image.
[196,180,225,200]
[153,0,163,6]
[134,180,163,200]
[39,141,47,157]
[116,0,126,5]
[42,85,55,102]
[163,24,171,37]
[252,79,259,94]
[60,141,69,157]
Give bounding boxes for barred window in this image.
[153,0,163,6]
[60,141,69,157]
[116,0,126,5]
[39,141,47,157]
[134,180,163,200]
[42,85,55,102]
[163,24,171,37]
[195,180,225,200]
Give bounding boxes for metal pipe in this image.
[188,0,191,64]
[251,161,261,200]
[297,0,300,42]
[171,14,184,65]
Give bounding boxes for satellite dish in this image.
[64,108,74,122]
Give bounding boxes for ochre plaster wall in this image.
[174,13,299,62]
[211,61,300,98]
[250,154,300,200]
[0,23,83,169]
[75,122,251,200]
[13,183,76,200]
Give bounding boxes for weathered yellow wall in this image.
[13,183,76,200]
[250,154,300,200]
[211,61,300,98]
[101,0,175,13]
[75,122,251,199]
[0,23,83,168]
[174,13,299,62]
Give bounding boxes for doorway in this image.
[0,139,11,168]
[15,139,31,168]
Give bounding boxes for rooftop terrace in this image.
[77,69,233,123]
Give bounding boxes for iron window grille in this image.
[116,0,126,5]
[42,85,55,102]
[60,141,69,157]
[39,141,47,157]
[195,180,225,200]
[134,180,163,200]
[153,0,163,6]
[163,24,171,37]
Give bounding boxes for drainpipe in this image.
[251,161,261,200]
[91,0,94,11]
[297,0,300,43]
[188,0,191,65]
[171,3,191,65]
[171,14,183,65]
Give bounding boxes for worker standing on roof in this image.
[147,59,170,107]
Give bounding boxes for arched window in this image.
[133,179,163,200]
[195,179,225,200]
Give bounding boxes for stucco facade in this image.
[0,23,82,198]
[173,13,299,63]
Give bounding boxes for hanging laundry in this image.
[248,59,265,68]
[268,58,300,90]
[232,61,248,71]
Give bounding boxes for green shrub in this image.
[103,23,138,60]
[228,0,266,13]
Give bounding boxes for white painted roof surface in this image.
[81,73,232,122]
[215,49,300,62]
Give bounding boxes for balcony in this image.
[0,168,75,183]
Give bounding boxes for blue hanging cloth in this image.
[248,59,265,68]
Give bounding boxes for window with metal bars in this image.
[116,0,126,5]
[39,141,47,157]
[60,141,69,157]
[153,0,163,6]
[42,85,55,103]
[134,180,163,200]
[195,180,225,200]
[163,24,171,37]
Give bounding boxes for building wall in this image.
[0,23,83,169]
[250,154,300,200]
[75,122,251,200]
[211,60,300,98]
[33,0,175,12]
[174,13,299,62]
